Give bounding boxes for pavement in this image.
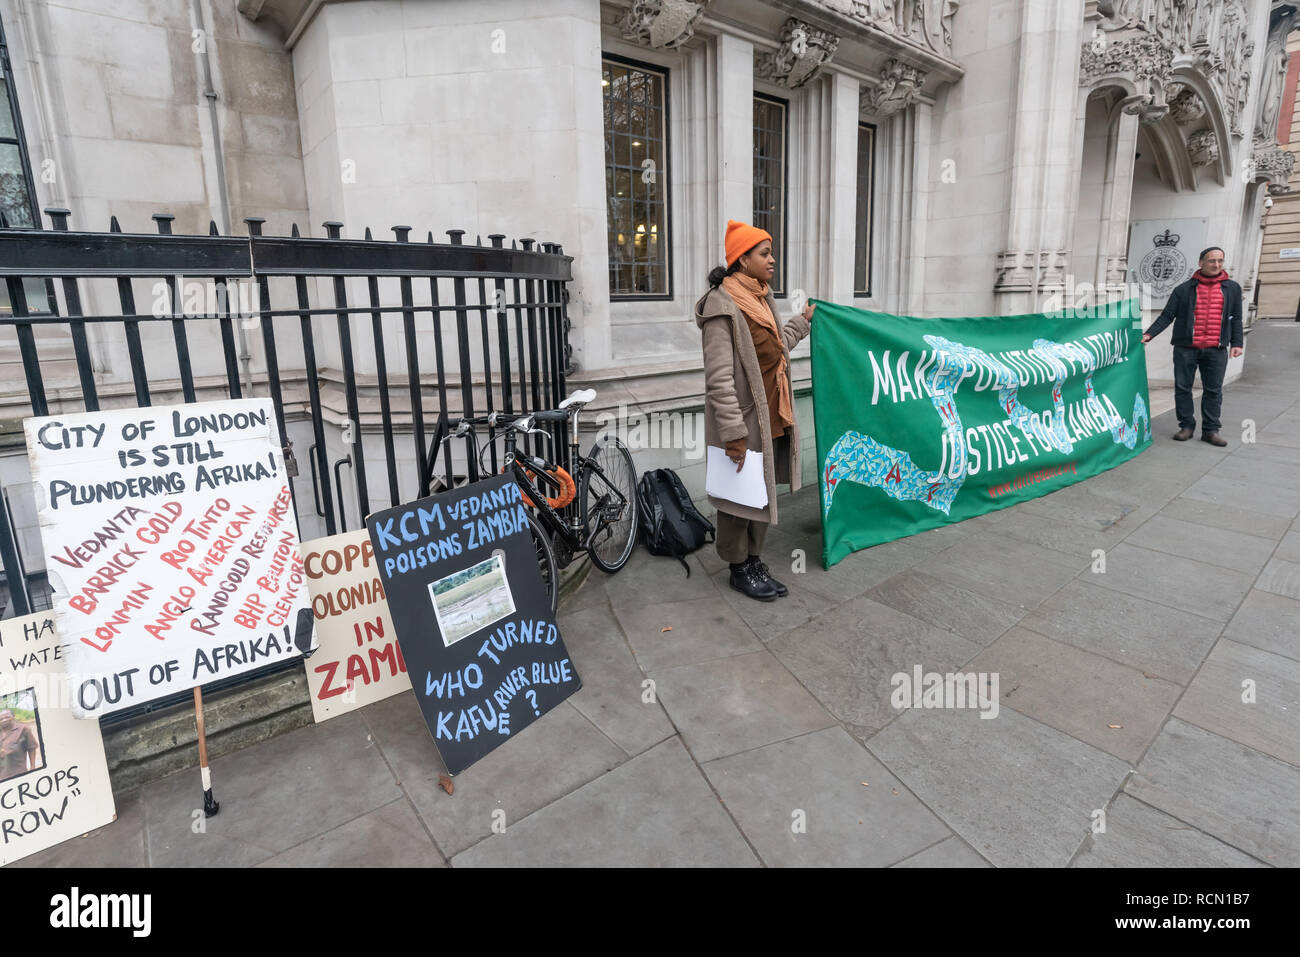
[12,321,1300,868]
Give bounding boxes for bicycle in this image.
[440,388,639,614]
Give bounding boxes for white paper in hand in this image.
[706,445,768,509]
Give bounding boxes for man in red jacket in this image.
[1141,246,1245,447]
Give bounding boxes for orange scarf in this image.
[721,272,795,434]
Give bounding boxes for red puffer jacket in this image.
[1190,270,1228,347]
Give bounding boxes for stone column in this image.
[1095,108,1140,296]
[714,32,753,261]
[826,70,860,309]
[994,0,1085,314]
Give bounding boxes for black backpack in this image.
[636,468,715,576]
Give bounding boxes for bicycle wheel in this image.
[579,437,639,573]
[524,507,559,616]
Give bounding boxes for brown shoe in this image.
[1172,428,1194,441]
[1201,432,1227,447]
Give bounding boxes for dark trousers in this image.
[1173,345,1228,433]
[715,511,769,565]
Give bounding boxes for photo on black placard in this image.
[428,553,516,647]
[0,689,46,783]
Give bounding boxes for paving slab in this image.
[1125,718,1300,866]
[1182,472,1300,518]
[360,691,625,858]
[892,835,992,867]
[1123,515,1277,575]
[1071,793,1265,868]
[763,524,931,604]
[866,705,1131,867]
[646,650,836,763]
[557,602,676,757]
[611,595,763,671]
[911,531,1085,609]
[703,726,951,867]
[1276,530,1300,563]
[142,712,402,867]
[1084,543,1254,623]
[450,737,758,867]
[1173,639,1300,768]
[768,595,983,736]
[1157,496,1286,541]
[966,627,1181,763]
[560,569,609,614]
[1208,454,1300,491]
[981,505,1132,560]
[258,798,446,868]
[1223,589,1300,662]
[1018,579,1220,684]
[7,789,147,869]
[1256,556,1300,601]
[708,564,838,639]
[602,547,717,612]
[866,568,1025,647]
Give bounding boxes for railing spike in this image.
[109,215,122,233]
[364,226,373,241]
[209,220,220,235]
[290,222,301,237]
[45,208,71,231]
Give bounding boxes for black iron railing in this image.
[0,208,574,627]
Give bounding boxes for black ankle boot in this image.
[746,556,787,597]
[729,562,778,602]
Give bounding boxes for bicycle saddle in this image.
[559,388,597,409]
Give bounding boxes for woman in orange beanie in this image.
[694,220,815,601]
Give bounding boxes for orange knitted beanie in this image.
[724,220,772,267]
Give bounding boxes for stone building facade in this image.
[1256,29,1300,317]
[0,0,1294,560]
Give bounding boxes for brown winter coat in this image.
[695,284,810,524]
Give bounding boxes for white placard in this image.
[706,446,768,509]
[300,529,410,722]
[0,613,115,865]
[24,398,317,718]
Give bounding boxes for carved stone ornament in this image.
[620,0,708,50]
[1252,144,1296,192]
[1166,85,1206,124]
[1186,128,1219,166]
[755,18,840,89]
[818,0,960,59]
[994,249,1068,291]
[863,59,927,117]
[1253,4,1300,146]
[1085,0,1256,137]
[1079,31,1173,86]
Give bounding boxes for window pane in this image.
[855,124,874,295]
[0,79,15,139]
[0,142,34,227]
[752,97,786,294]
[604,58,668,297]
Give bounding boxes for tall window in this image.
[603,56,669,299]
[854,122,875,296]
[0,15,38,229]
[753,94,787,295]
[0,14,50,316]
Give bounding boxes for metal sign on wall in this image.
[1127,218,1210,301]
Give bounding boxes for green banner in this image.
[811,300,1152,568]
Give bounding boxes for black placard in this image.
[366,475,580,775]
